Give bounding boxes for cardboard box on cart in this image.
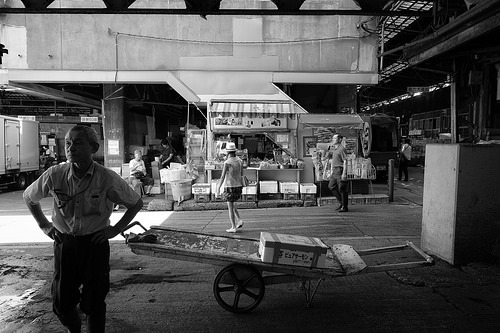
[259,232,329,268]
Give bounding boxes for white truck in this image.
[0,115,40,190]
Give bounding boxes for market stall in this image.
[204,100,307,201]
[297,114,376,198]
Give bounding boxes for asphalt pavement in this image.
[1,167,499,332]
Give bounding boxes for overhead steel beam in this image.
[8,82,102,109]
[408,12,500,65]
[0,8,432,17]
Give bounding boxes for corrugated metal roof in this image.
[379,1,434,80]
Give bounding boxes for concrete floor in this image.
[1,167,499,332]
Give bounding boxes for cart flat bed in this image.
[126,224,434,312]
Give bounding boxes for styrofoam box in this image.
[259,181,278,193]
[259,232,328,268]
[242,184,258,195]
[300,183,317,194]
[192,183,211,194]
[279,181,299,193]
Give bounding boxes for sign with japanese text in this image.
[81,116,99,123]
[108,139,120,155]
[212,115,287,130]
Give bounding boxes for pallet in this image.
[194,194,211,203]
[241,194,258,202]
[258,193,282,200]
[283,193,300,200]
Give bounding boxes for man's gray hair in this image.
[68,125,99,146]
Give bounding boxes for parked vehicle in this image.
[0,115,40,189]
[359,113,400,180]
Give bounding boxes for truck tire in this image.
[16,173,28,190]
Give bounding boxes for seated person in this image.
[129,150,155,196]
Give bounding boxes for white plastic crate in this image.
[259,181,278,194]
[279,181,299,193]
[300,183,317,194]
[192,183,211,194]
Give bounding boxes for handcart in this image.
[124,223,434,313]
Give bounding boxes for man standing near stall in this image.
[328,134,348,212]
[398,138,412,181]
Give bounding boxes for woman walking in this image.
[216,142,244,233]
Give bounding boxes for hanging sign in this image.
[212,115,287,130]
[81,116,99,123]
[108,139,120,155]
[407,86,430,93]
[18,115,36,121]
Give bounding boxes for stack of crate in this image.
[280,181,299,200]
[150,160,163,194]
[242,171,258,202]
[300,183,317,201]
[186,129,206,182]
[242,182,258,202]
[192,183,211,202]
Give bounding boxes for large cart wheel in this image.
[213,264,265,313]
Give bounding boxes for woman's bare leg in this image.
[227,201,236,229]
[234,206,243,228]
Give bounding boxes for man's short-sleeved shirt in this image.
[23,162,141,236]
[330,144,347,168]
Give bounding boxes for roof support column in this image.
[450,60,459,144]
[102,84,126,169]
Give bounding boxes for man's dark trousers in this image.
[328,166,348,209]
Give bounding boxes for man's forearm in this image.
[26,202,52,229]
[26,202,54,238]
[113,199,143,233]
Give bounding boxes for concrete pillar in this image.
[421,144,500,264]
[102,84,126,170]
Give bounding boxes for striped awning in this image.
[299,113,364,129]
[211,101,307,115]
